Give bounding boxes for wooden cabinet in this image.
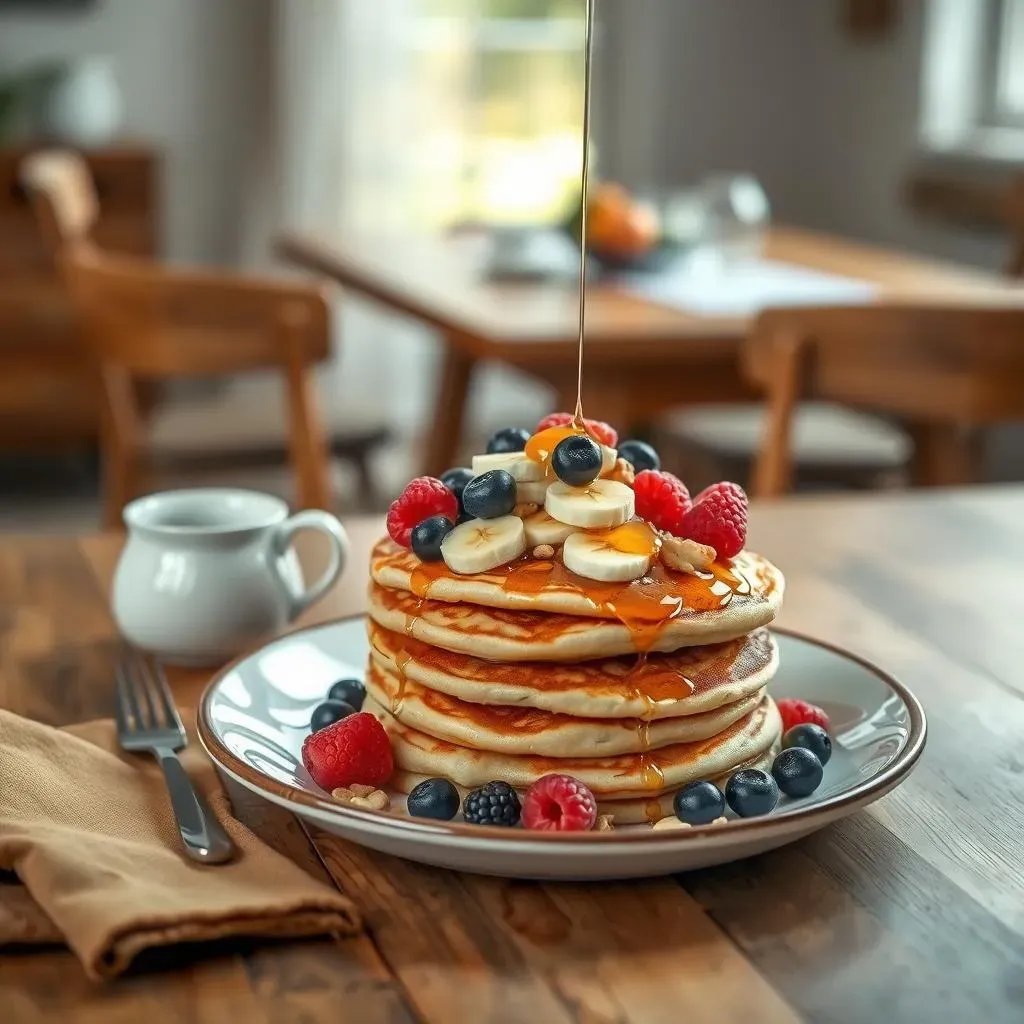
[0,145,159,449]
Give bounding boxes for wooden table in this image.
[279,226,1017,477]
[3,490,1023,1023]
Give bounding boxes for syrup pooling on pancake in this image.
[364,660,768,757]
[374,538,771,647]
[367,623,778,718]
[368,579,779,661]
[367,693,781,799]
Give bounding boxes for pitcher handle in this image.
[270,510,349,620]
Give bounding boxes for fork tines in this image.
[115,647,186,741]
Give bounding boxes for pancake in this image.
[366,693,781,801]
[368,623,777,719]
[391,746,780,825]
[371,538,784,632]
[369,580,776,661]
[366,659,768,757]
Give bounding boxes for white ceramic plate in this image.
[198,618,926,879]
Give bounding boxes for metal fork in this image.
[115,648,235,864]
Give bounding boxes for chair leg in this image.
[352,451,380,510]
[281,317,332,511]
[101,444,140,530]
[907,423,983,487]
[98,367,145,530]
[751,332,811,499]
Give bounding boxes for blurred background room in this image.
[3,0,1024,532]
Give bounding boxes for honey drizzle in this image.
[573,0,597,426]
[401,562,447,717]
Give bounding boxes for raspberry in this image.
[632,470,691,534]
[387,477,458,549]
[536,412,618,448]
[522,774,598,832]
[678,481,748,558]
[776,698,830,734]
[301,712,394,791]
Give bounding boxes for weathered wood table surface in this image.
[2,489,1022,1023]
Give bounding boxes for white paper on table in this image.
[623,257,878,316]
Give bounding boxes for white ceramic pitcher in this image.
[113,489,348,666]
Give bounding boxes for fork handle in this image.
[154,748,235,864]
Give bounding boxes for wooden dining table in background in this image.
[3,488,1023,1023]
[278,225,1019,478]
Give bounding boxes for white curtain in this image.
[260,0,553,462]
[263,0,439,445]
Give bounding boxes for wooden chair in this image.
[744,302,1024,497]
[22,150,389,528]
[1006,173,1024,278]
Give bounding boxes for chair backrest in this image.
[62,246,331,379]
[20,149,99,252]
[744,301,1024,496]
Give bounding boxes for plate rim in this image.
[197,618,927,846]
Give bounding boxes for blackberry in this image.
[463,780,521,827]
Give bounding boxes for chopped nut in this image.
[711,816,728,826]
[652,816,692,831]
[596,813,615,832]
[605,457,636,486]
[659,533,716,574]
[532,544,556,559]
[331,786,391,812]
[513,502,540,517]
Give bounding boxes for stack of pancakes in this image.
[365,538,786,824]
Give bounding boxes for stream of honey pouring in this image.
[390,0,752,813]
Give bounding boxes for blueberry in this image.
[724,768,779,818]
[673,780,725,825]
[440,467,474,512]
[461,469,517,519]
[618,439,661,473]
[771,747,824,798]
[411,514,455,561]
[310,699,356,732]
[551,435,603,487]
[487,427,532,454]
[328,677,365,710]
[407,777,461,821]
[782,723,832,766]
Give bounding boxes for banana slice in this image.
[471,451,546,483]
[516,480,550,504]
[440,515,526,574]
[523,509,576,547]
[545,479,635,529]
[562,530,654,582]
[601,446,617,474]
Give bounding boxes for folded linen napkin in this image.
[0,710,359,979]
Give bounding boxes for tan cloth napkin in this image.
[0,709,360,979]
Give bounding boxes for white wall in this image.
[0,0,272,263]
[602,0,1009,272]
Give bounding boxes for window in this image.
[413,0,586,227]
[993,0,1024,121]
[922,0,1024,157]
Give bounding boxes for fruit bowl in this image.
[562,183,683,276]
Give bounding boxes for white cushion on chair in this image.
[663,403,910,467]
[146,375,389,457]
